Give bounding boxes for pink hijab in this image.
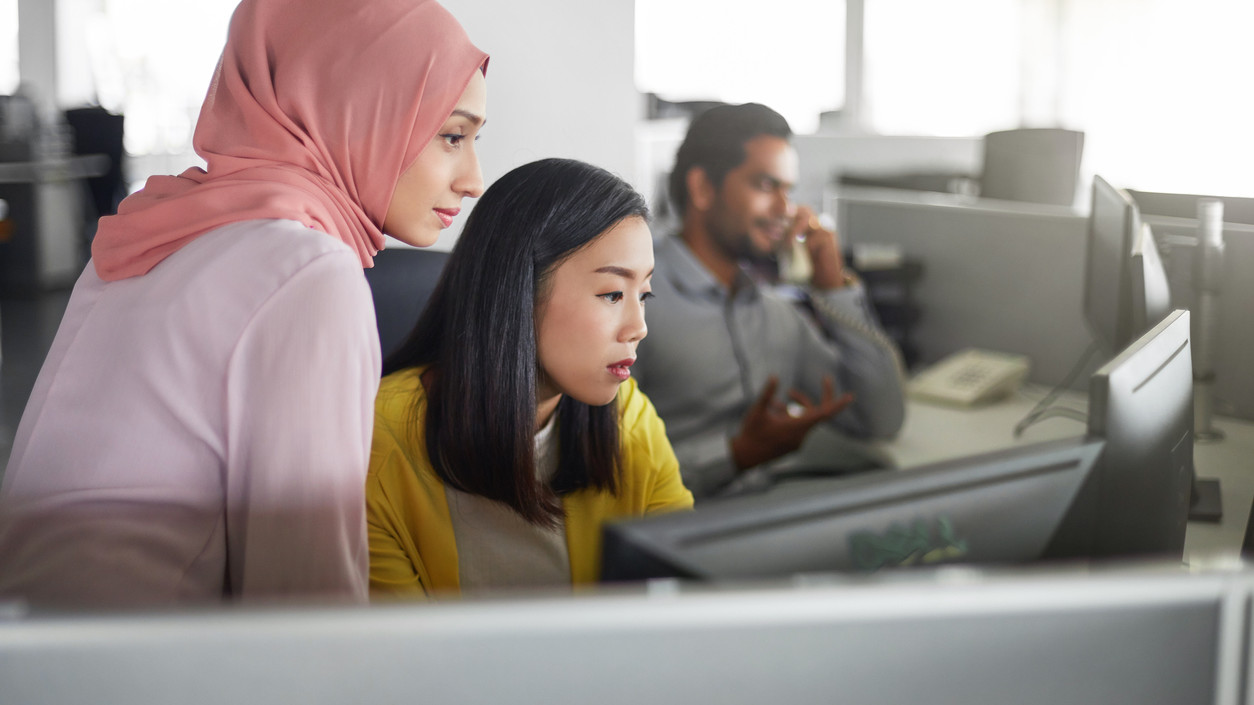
[91,0,488,281]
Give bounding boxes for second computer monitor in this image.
[1129,221,1173,339]
[1085,175,1172,355]
[1087,308,1193,558]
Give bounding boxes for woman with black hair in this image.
[367,158,693,596]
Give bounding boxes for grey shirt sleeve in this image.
[801,283,907,439]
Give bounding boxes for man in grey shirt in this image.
[633,103,906,499]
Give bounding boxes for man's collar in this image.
[658,235,759,300]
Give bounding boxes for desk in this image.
[0,155,108,294]
[876,386,1254,562]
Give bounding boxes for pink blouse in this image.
[0,219,380,607]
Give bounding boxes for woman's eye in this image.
[640,291,655,304]
[441,133,465,147]
[599,292,624,304]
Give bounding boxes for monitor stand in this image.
[1190,425,1225,523]
[1189,476,1223,523]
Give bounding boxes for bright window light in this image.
[1058,0,1254,196]
[635,0,846,134]
[864,0,1023,137]
[0,0,17,94]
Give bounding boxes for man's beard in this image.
[708,217,778,267]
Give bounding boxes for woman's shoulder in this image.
[375,367,428,423]
[615,377,660,433]
[172,219,366,305]
[201,218,356,261]
[369,367,431,481]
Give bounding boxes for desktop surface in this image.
[876,389,1254,562]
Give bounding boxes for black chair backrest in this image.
[363,247,451,358]
[64,106,126,219]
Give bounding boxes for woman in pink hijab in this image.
[0,0,488,607]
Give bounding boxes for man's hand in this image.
[730,375,855,471]
[788,205,848,290]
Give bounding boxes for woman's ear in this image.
[686,167,715,213]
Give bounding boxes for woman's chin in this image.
[570,386,621,408]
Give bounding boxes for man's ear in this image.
[686,167,715,213]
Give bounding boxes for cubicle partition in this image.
[2,562,1253,705]
[832,184,1254,418]
[836,189,1094,387]
[837,189,1254,421]
[1144,217,1254,421]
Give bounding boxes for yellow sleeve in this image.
[366,437,430,599]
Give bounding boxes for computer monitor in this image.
[1129,222,1172,341]
[601,312,1196,582]
[1086,308,1193,558]
[1084,176,1172,354]
[1,563,1245,705]
[601,437,1106,582]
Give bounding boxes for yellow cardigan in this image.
[366,368,693,598]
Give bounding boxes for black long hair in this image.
[384,158,650,527]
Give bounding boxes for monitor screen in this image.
[1084,175,1146,354]
[1087,308,1193,558]
[601,437,1105,582]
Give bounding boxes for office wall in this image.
[433,0,641,250]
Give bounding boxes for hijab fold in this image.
[92,0,488,281]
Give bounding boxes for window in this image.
[635,0,846,134]
[0,0,17,94]
[863,0,1023,137]
[83,0,235,157]
[1057,0,1254,196]
[862,0,1254,196]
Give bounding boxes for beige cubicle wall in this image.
[836,188,1254,422]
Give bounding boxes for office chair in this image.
[978,128,1084,206]
[64,106,126,224]
[362,247,450,358]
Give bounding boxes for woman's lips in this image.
[434,208,460,228]
[608,358,635,381]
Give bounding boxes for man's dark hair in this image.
[667,102,792,213]
[384,158,649,528]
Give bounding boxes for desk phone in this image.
[908,349,1031,406]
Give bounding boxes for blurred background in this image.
[3,0,1250,243]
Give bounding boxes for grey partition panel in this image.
[1131,190,1254,226]
[837,191,1094,387]
[1,565,1252,705]
[1144,217,1254,421]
